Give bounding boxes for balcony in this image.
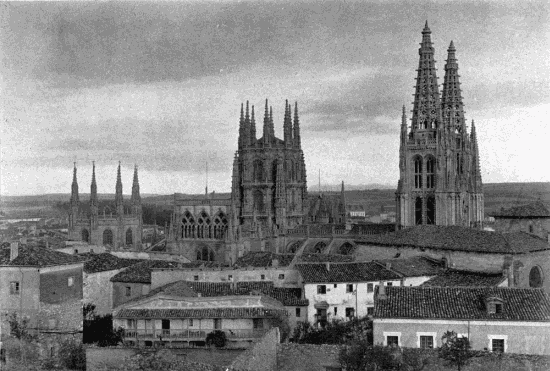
[122,328,268,342]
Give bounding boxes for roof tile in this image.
[297,262,401,283]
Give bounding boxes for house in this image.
[296,262,402,325]
[112,280,289,348]
[491,201,550,240]
[373,286,550,355]
[347,204,366,219]
[374,256,444,286]
[353,225,550,293]
[0,242,84,358]
[83,253,145,315]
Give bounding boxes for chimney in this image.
[507,265,514,288]
[385,262,392,270]
[272,258,279,268]
[326,262,330,271]
[378,282,387,300]
[10,242,19,261]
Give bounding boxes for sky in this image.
[1,0,549,196]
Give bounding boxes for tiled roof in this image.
[298,253,353,263]
[374,286,550,321]
[491,201,550,218]
[116,307,288,319]
[356,225,550,254]
[110,260,180,284]
[375,256,444,277]
[0,245,84,267]
[349,223,395,235]
[421,269,506,287]
[297,262,401,283]
[144,280,308,306]
[83,253,144,274]
[234,251,295,268]
[347,204,365,211]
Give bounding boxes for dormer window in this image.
[486,296,504,315]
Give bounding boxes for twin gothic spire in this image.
[238,99,302,149]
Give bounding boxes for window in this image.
[529,224,534,233]
[189,319,194,327]
[279,274,285,280]
[387,336,399,346]
[367,307,374,316]
[346,284,353,293]
[415,197,423,225]
[90,249,94,253]
[488,335,507,353]
[386,282,393,286]
[384,332,401,346]
[529,266,544,288]
[345,307,355,318]
[317,285,327,294]
[74,249,78,254]
[252,318,263,329]
[194,275,199,281]
[127,319,135,328]
[261,274,265,280]
[420,335,434,348]
[126,228,133,245]
[426,157,435,188]
[103,229,113,246]
[334,284,337,288]
[125,286,131,297]
[367,283,374,293]
[495,303,502,314]
[10,281,20,295]
[68,276,74,287]
[426,196,436,225]
[214,318,222,330]
[414,157,423,189]
[161,319,170,335]
[295,308,301,317]
[334,307,338,316]
[228,275,233,281]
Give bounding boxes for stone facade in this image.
[68,162,143,251]
[396,23,484,228]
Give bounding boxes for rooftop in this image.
[374,286,550,321]
[356,225,550,254]
[298,253,353,263]
[375,256,444,277]
[234,251,295,268]
[110,260,181,284]
[491,201,550,218]
[296,262,401,283]
[116,307,287,319]
[421,269,506,287]
[83,253,144,274]
[0,245,85,267]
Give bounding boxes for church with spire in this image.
[68,162,143,250]
[396,22,484,228]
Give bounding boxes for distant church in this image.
[396,22,484,228]
[68,162,143,250]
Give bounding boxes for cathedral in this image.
[396,22,484,228]
[68,162,143,250]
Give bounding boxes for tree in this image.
[7,312,35,341]
[439,331,473,371]
[83,303,124,346]
[268,313,291,342]
[206,330,227,348]
[58,338,86,370]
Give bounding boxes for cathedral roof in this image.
[355,225,550,254]
[491,201,550,218]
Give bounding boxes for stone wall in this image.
[277,343,342,371]
[84,269,125,315]
[230,327,280,371]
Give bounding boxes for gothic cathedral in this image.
[230,99,308,238]
[396,22,484,228]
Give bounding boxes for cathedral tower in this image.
[396,23,484,228]
[68,163,79,229]
[231,99,308,238]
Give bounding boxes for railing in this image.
[123,328,267,341]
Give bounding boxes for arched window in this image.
[529,266,543,288]
[413,157,423,189]
[102,229,113,246]
[426,157,435,189]
[415,197,423,225]
[253,159,264,182]
[181,211,195,238]
[340,242,354,255]
[126,228,133,245]
[197,246,214,261]
[426,196,436,225]
[286,160,295,181]
[456,153,463,174]
[313,241,326,253]
[287,240,301,253]
[81,229,89,243]
[213,212,228,240]
[197,211,211,239]
[253,190,264,213]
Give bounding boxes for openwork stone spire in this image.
[115,161,123,208]
[284,99,293,146]
[470,120,483,191]
[411,21,442,131]
[90,161,97,207]
[238,103,245,148]
[131,164,141,205]
[70,162,79,205]
[250,105,256,146]
[263,98,270,146]
[441,40,465,133]
[293,101,301,148]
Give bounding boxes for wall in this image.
[58,244,105,255]
[39,264,83,304]
[277,343,342,371]
[0,267,40,336]
[493,217,550,240]
[373,318,550,355]
[39,298,82,332]
[514,250,550,293]
[151,266,301,290]
[112,281,150,308]
[230,327,280,371]
[304,280,400,323]
[84,269,126,315]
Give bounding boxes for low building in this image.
[0,242,84,358]
[373,286,550,355]
[296,262,402,325]
[374,256,444,286]
[491,201,550,240]
[348,204,366,219]
[112,280,288,348]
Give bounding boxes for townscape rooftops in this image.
[141,280,308,306]
[0,245,85,267]
[298,253,353,263]
[234,251,295,268]
[374,286,550,321]
[115,307,287,319]
[355,225,550,254]
[110,260,181,283]
[491,201,550,218]
[296,262,401,283]
[83,253,145,274]
[421,269,507,287]
[375,256,444,277]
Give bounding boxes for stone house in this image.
[112,280,288,349]
[491,201,550,240]
[373,286,550,355]
[0,242,84,358]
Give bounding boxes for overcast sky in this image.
[1,0,549,196]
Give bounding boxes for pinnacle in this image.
[423,20,430,33]
[448,40,455,51]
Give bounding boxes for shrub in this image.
[206,330,227,348]
[58,338,86,370]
